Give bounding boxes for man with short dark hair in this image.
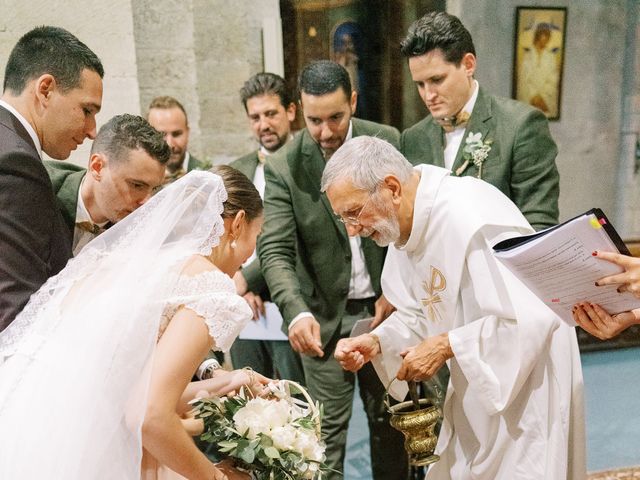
[0,26,104,331]
[146,96,210,183]
[400,11,559,231]
[230,72,304,385]
[257,60,407,480]
[45,114,169,255]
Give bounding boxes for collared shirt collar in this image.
[462,80,480,119]
[0,99,43,158]
[75,176,108,227]
[345,120,353,142]
[181,151,191,172]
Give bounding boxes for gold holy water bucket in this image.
[386,382,441,467]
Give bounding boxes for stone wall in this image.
[0,0,279,166]
[0,0,141,167]
[132,0,280,165]
[449,0,630,230]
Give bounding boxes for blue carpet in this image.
[344,347,640,479]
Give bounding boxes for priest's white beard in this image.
[360,197,401,247]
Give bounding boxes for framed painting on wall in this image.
[512,7,567,120]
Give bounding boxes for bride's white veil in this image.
[0,171,227,479]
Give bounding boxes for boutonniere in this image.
[455,131,493,179]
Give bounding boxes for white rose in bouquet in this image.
[270,425,297,451]
[193,380,329,479]
[232,398,273,439]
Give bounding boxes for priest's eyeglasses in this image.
[336,194,373,226]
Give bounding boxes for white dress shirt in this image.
[443,80,479,171]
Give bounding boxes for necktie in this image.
[436,110,471,133]
[257,150,267,164]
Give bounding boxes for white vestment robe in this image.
[373,164,586,480]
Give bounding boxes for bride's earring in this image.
[230,239,237,249]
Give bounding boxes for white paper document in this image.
[350,317,374,337]
[493,209,640,324]
[238,302,289,341]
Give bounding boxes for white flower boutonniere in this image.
[455,131,493,179]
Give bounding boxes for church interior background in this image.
[0,0,638,477]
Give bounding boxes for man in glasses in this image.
[257,60,408,480]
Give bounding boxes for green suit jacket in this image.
[400,87,559,230]
[230,151,266,294]
[257,118,400,346]
[187,153,210,172]
[43,160,86,242]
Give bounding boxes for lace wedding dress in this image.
[0,171,250,479]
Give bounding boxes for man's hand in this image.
[233,271,248,296]
[370,294,396,329]
[288,316,324,357]
[397,333,453,382]
[242,291,265,320]
[573,302,640,340]
[334,334,381,372]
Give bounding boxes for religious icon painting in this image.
[512,7,567,120]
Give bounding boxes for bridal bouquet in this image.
[192,380,328,479]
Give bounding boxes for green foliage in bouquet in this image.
[192,381,330,480]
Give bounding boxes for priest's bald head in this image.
[321,136,420,248]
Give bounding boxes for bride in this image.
[0,167,265,479]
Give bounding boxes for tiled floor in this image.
[344,347,640,479]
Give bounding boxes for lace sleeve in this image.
[165,270,252,352]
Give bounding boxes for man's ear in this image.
[35,74,56,106]
[286,102,297,123]
[88,153,107,180]
[383,174,403,204]
[349,90,358,115]
[461,52,476,78]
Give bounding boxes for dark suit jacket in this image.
[257,118,400,346]
[0,106,72,331]
[400,87,559,230]
[44,160,86,243]
[230,151,267,295]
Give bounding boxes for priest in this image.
[320,136,586,480]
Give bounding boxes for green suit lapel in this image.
[423,119,446,168]
[231,151,259,180]
[300,132,349,246]
[451,87,493,176]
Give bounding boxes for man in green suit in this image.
[147,95,210,184]
[45,114,168,255]
[229,72,305,384]
[399,12,559,231]
[258,61,408,480]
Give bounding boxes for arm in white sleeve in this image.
[372,245,426,401]
[447,230,561,415]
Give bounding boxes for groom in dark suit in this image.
[399,12,559,231]
[258,61,407,480]
[45,114,168,256]
[0,26,103,331]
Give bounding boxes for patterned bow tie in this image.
[435,110,471,133]
[76,221,105,235]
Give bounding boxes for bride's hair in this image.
[209,164,263,221]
